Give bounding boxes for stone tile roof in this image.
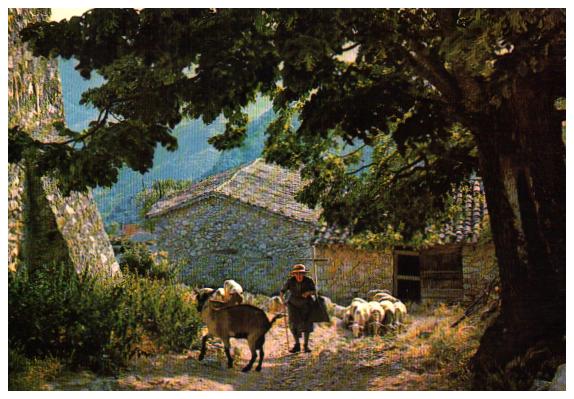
[434,178,488,244]
[316,178,489,246]
[147,159,321,223]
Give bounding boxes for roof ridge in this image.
[215,158,261,194]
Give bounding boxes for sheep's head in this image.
[352,322,363,338]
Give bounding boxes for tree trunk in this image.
[470,84,565,389]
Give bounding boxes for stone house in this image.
[148,159,497,304]
[147,159,321,294]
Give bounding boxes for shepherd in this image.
[280,264,316,353]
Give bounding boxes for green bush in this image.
[120,275,202,352]
[9,347,63,390]
[119,242,179,280]
[9,262,201,374]
[119,243,155,276]
[9,264,139,373]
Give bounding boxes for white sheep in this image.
[394,300,408,326]
[367,289,392,301]
[373,292,399,303]
[349,297,368,313]
[243,291,255,305]
[367,301,385,336]
[267,295,284,314]
[342,306,354,328]
[333,304,347,319]
[379,300,396,329]
[345,298,368,329]
[212,287,226,302]
[223,279,244,305]
[351,302,371,338]
[321,295,334,312]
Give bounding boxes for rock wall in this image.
[462,240,499,303]
[314,244,394,304]
[8,8,119,275]
[151,194,315,294]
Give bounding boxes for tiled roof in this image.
[147,159,321,223]
[313,224,352,245]
[315,178,489,246]
[433,178,488,244]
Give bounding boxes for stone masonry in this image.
[8,8,119,275]
[152,194,314,294]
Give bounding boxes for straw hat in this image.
[290,264,308,275]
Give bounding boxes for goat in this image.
[367,301,385,336]
[223,279,244,305]
[351,302,371,338]
[195,289,283,372]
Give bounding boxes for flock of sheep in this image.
[265,289,408,338]
[334,290,408,337]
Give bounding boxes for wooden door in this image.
[420,245,463,302]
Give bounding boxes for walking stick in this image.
[283,298,290,352]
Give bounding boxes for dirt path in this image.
[45,309,474,390]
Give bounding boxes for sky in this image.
[50,8,90,21]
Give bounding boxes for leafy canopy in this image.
[15,9,565,238]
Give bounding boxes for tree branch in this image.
[340,42,360,53]
[400,40,461,103]
[339,143,367,158]
[346,162,374,175]
[58,109,109,145]
[388,155,426,184]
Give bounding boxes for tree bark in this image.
[469,84,565,389]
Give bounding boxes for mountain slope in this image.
[59,58,272,226]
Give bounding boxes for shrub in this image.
[120,275,202,352]
[9,263,139,373]
[119,243,155,276]
[9,262,201,374]
[9,347,63,390]
[119,243,179,280]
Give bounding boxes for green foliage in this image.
[9,348,63,391]
[105,221,121,238]
[135,178,192,229]
[119,275,201,352]
[8,263,138,373]
[119,242,179,281]
[8,263,201,374]
[15,9,565,238]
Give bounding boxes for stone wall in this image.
[462,240,499,303]
[151,194,315,294]
[314,244,394,304]
[8,8,119,275]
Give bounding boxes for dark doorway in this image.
[397,254,420,277]
[397,279,421,302]
[394,252,422,302]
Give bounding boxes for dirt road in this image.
[46,307,475,391]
